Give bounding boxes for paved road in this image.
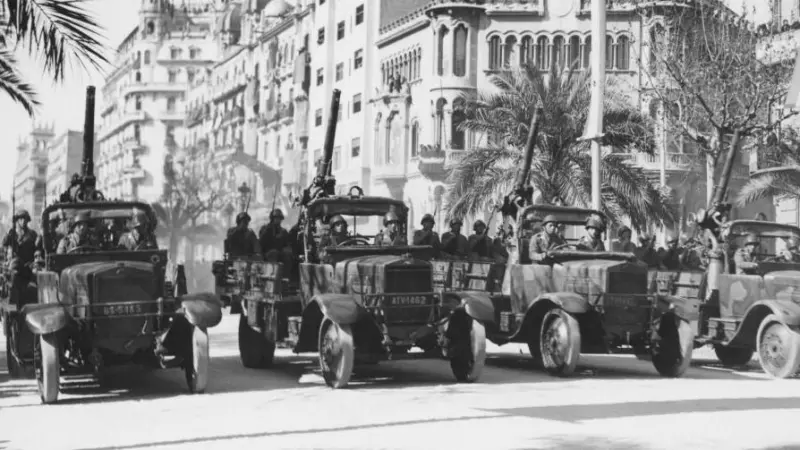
[2,315,800,450]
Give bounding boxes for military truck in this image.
[0,87,223,403]
[222,90,492,388]
[433,108,698,377]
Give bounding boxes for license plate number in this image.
[382,294,434,306]
[102,304,144,316]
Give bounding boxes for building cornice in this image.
[377,17,430,48]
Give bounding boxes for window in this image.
[352,93,362,113]
[187,69,195,83]
[170,47,181,59]
[616,35,630,70]
[135,95,142,111]
[319,0,325,4]
[189,48,199,59]
[315,109,323,126]
[355,5,364,25]
[435,99,446,148]
[520,36,533,66]
[337,21,345,40]
[411,122,419,157]
[168,70,177,83]
[488,36,501,69]
[333,146,341,171]
[451,98,465,150]
[568,36,581,69]
[351,137,360,157]
[337,108,342,122]
[552,36,565,69]
[144,50,151,64]
[453,25,467,76]
[316,68,324,86]
[437,26,449,75]
[335,63,344,81]
[317,27,325,45]
[536,36,549,69]
[167,97,176,112]
[605,35,614,69]
[354,49,363,69]
[583,36,592,69]
[135,71,142,82]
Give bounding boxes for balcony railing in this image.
[258,102,294,127]
[577,0,636,14]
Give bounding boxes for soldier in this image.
[468,220,493,260]
[529,215,566,263]
[441,218,469,259]
[118,213,158,251]
[225,212,261,258]
[319,214,350,247]
[577,216,606,252]
[2,209,44,280]
[734,233,761,274]
[259,209,293,269]
[57,211,99,254]
[376,211,406,246]
[635,234,663,269]
[412,214,441,255]
[613,225,636,253]
[777,237,800,262]
[658,234,681,270]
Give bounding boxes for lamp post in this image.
[224,203,235,225]
[238,181,251,212]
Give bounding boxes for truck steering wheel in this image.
[68,245,101,254]
[338,237,371,246]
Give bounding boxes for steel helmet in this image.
[236,212,251,224]
[270,209,284,220]
[542,214,558,226]
[420,213,435,225]
[13,209,31,221]
[131,213,147,228]
[473,220,487,232]
[617,225,632,239]
[329,214,346,227]
[585,216,605,231]
[744,233,759,246]
[449,218,463,227]
[787,236,799,250]
[384,211,399,226]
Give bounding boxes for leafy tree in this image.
[446,64,674,232]
[155,137,234,258]
[0,0,108,115]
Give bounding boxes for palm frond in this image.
[0,47,39,114]
[736,167,800,206]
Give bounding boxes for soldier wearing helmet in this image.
[320,214,350,248]
[57,211,99,254]
[776,236,800,263]
[612,226,636,253]
[119,213,158,251]
[259,209,293,268]
[441,217,469,259]
[412,213,441,255]
[376,211,407,246]
[734,232,761,274]
[658,232,681,270]
[2,209,43,267]
[635,233,663,269]
[224,211,261,258]
[577,215,606,252]
[529,214,566,263]
[468,220,493,260]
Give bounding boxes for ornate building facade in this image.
[45,130,85,203]
[13,123,54,230]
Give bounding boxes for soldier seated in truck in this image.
[777,237,800,263]
[576,215,606,252]
[376,212,407,247]
[118,213,158,251]
[733,233,761,274]
[529,215,565,263]
[320,214,349,247]
[57,211,101,254]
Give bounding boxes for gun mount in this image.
[299,89,342,208]
[695,130,741,239]
[499,106,544,222]
[59,86,106,204]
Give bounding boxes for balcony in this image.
[121,82,187,98]
[185,106,206,127]
[214,140,244,161]
[483,0,544,16]
[98,110,148,141]
[757,28,800,64]
[221,106,245,125]
[416,146,447,178]
[577,0,636,15]
[122,136,145,152]
[160,109,185,122]
[258,102,294,129]
[121,165,146,180]
[211,77,247,103]
[618,151,752,180]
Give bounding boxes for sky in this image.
[0,0,772,203]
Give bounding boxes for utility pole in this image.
[589,0,606,211]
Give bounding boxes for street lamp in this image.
[224,203,235,225]
[238,181,251,212]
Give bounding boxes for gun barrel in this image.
[82,86,96,178]
[320,89,342,177]
[711,130,741,207]
[513,107,543,193]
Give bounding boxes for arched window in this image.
[411,121,420,157]
[135,71,141,82]
[146,21,154,34]
[605,35,614,69]
[568,36,581,69]
[488,36,501,69]
[451,98,465,150]
[552,36,565,69]
[520,36,533,66]
[582,36,591,69]
[649,24,665,72]
[536,36,549,69]
[435,98,446,148]
[503,36,517,68]
[135,95,142,110]
[453,25,468,77]
[144,50,151,64]
[616,35,630,70]
[276,135,281,157]
[437,26,449,76]
[374,113,383,164]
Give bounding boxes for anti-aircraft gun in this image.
[299,88,342,208]
[2,86,222,404]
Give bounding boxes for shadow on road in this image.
[522,435,650,450]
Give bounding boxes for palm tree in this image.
[1,0,108,115]
[737,129,800,206]
[446,64,675,232]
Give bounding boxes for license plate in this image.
[605,295,647,309]
[381,294,435,307]
[101,303,144,316]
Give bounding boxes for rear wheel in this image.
[34,333,60,404]
[540,309,581,377]
[449,317,487,383]
[714,344,754,368]
[318,319,354,389]
[756,315,800,379]
[184,326,209,393]
[238,313,275,368]
[652,316,694,377]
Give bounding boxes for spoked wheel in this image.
[184,326,210,393]
[34,333,60,404]
[652,315,695,377]
[238,314,276,368]
[540,309,581,377]
[318,319,354,389]
[714,344,754,368]
[756,315,800,379]
[449,316,487,383]
[5,317,25,379]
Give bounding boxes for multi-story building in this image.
[44,130,84,202]
[96,0,219,202]
[368,0,771,236]
[12,123,54,230]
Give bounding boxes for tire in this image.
[449,318,487,383]
[539,309,581,377]
[238,314,275,368]
[5,317,25,379]
[318,319,354,389]
[756,315,800,379]
[652,316,695,377]
[184,326,210,393]
[35,333,60,404]
[713,344,754,367]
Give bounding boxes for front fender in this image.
[178,292,223,329]
[22,303,69,335]
[533,292,591,315]
[656,294,701,322]
[442,291,495,323]
[727,299,800,348]
[312,293,364,325]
